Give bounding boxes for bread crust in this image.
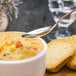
[47,56,73,72]
[46,38,75,72]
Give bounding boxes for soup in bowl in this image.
[0,32,44,61]
[0,31,47,76]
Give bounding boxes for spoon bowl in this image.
[22,9,76,38]
[22,26,51,38]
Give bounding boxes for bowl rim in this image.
[0,31,48,64]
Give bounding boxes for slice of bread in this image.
[46,38,75,72]
[66,35,76,70]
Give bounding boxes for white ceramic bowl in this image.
[0,32,48,76]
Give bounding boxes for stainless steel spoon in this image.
[22,9,76,38]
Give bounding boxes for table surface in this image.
[44,66,76,76]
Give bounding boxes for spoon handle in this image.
[48,9,76,33]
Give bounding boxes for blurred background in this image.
[0,0,75,42]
